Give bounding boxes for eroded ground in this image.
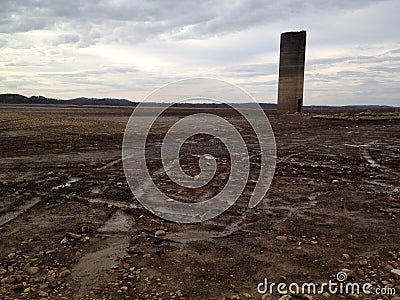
[0,105,399,300]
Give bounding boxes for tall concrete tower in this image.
[277,30,306,113]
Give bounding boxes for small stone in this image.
[59,269,71,278]
[23,287,31,293]
[359,259,368,266]
[264,210,274,216]
[39,291,49,297]
[278,295,292,300]
[276,235,288,242]
[356,268,365,276]
[391,269,400,279]
[7,252,16,259]
[342,253,350,259]
[82,236,90,243]
[307,180,315,186]
[65,232,82,239]
[342,268,356,279]
[261,294,271,300]
[243,292,252,298]
[0,268,7,275]
[384,264,394,272]
[1,276,15,284]
[322,292,330,297]
[184,266,191,273]
[231,295,240,300]
[332,179,339,184]
[120,286,128,292]
[347,234,353,240]
[155,230,166,237]
[27,267,39,275]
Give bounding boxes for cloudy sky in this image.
[0,0,399,105]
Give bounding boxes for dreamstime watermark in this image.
[257,272,397,296]
[122,78,276,223]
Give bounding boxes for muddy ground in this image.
[0,105,399,300]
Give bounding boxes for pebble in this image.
[307,180,315,186]
[27,266,39,275]
[59,269,71,278]
[243,292,252,298]
[359,259,368,266]
[39,291,49,297]
[276,235,288,242]
[261,294,271,300]
[342,253,350,259]
[65,232,82,239]
[0,268,7,275]
[155,230,166,237]
[322,292,330,297]
[278,295,292,300]
[391,269,400,279]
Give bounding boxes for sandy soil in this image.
[0,105,399,300]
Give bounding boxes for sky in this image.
[0,0,399,106]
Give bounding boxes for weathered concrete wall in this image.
[277,31,306,113]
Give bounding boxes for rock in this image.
[82,236,90,243]
[11,283,24,291]
[231,295,240,300]
[347,234,353,240]
[356,268,364,276]
[155,230,166,237]
[332,179,339,184]
[342,268,356,279]
[184,266,191,273]
[14,275,22,282]
[1,276,15,284]
[307,180,315,186]
[23,287,31,293]
[59,269,71,278]
[119,286,128,292]
[276,235,288,242]
[265,209,274,216]
[27,267,39,275]
[7,252,16,259]
[39,291,49,297]
[278,295,292,300]
[0,268,7,275]
[342,253,350,259]
[243,292,252,298]
[261,294,271,300]
[391,269,400,279]
[65,232,82,239]
[359,259,368,266]
[322,292,330,297]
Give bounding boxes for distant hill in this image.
[0,93,395,110]
[0,94,135,106]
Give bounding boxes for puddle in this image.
[52,177,80,190]
[70,236,129,295]
[97,210,132,233]
[71,209,132,294]
[0,197,41,227]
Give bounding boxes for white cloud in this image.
[0,0,399,106]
